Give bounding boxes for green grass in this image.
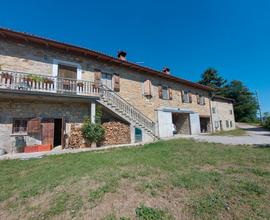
[0,139,269,219]
[211,128,247,136]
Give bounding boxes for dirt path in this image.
[193,123,270,146]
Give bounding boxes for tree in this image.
[223,80,258,122]
[198,68,227,93]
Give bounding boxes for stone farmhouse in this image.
[0,28,235,153]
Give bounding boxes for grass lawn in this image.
[210,128,247,136]
[0,139,270,220]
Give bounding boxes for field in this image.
[0,139,269,220]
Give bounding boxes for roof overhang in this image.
[0,27,214,92]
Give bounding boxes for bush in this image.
[262,117,270,129]
[81,116,105,144]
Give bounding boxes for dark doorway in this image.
[172,113,191,135]
[54,119,62,147]
[200,117,210,133]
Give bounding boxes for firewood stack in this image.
[102,121,131,145]
[68,124,90,148]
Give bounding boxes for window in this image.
[230,121,233,127]
[183,90,189,103]
[215,121,219,128]
[197,94,205,105]
[226,120,229,128]
[212,107,216,114]
[229,110,233,115]
[162,86,169,99]
[101,72,113,89]
[12,119,28,134]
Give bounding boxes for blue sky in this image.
[1,0,269,112]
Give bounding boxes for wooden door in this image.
[42,119,55,145]
[58,64,77,92]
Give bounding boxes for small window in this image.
[212,107,216,114]
[226,120,229,128]
[229,110,233,115]
[230,121,233,127]
[162,86,169,100]
[183,90,189,103]
[12,119,28,134]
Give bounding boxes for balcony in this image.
[0,70,100,98]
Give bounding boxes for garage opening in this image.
[200,116,211,133]
[172,113,191,135]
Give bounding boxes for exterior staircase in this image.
[98,85,157,139]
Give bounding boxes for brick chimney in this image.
[117,51,127,61]
[163,67,170,75]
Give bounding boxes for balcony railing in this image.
[0,70,100,97]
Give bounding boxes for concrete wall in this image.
[211,99,235,132]
[0,100,90,153]
[0,38,212,123]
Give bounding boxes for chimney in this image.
[163,67,170,75]
[117,51,127,61]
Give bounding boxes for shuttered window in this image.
[113,74,120,92]
[143,80,152,96]
[94,70,101,88]
[162,86,169,99]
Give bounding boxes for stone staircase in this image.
[98,85,157,139]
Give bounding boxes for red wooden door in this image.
[42,119,55,145]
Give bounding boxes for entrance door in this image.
[42,119,55,146]
[220,120,223,131]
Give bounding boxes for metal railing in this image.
[0,70,100,96]
[100,85,156,135]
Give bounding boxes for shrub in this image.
[81,116,105,143]
[262,117,270,129]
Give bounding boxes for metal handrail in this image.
[100,84,156,134]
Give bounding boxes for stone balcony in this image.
[0,70,100,99]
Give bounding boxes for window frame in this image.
[12,118,29,134]
[212,107,216,114]
[161,85,169,100]
[198,94,205,105]
[101,72,113,89]
[226,120,229,128]
[183,90,189,103]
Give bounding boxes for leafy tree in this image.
[223,80,258,122]
[198,68,227,93]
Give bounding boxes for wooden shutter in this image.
[27,117,41,134]
[189,93,193,103]
[158,85,163,99]
[196,94,200,104]
[113,74,120,92]
[94,70,101,88]
[58,65,77,79]
[181,90,185,103]
[144,80,152,96]
[169,87,173,100]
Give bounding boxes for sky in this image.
[0,0,269,113]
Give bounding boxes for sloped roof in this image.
[0,27,213,91]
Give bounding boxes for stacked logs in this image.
[68,124,90,148]
[101,121,131,145]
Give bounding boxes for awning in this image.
[156,106,195,114]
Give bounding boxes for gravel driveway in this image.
[193,123,270,146]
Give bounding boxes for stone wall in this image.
[0,100,90,153]
[211,99,235,132]
[0,38,211,123]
